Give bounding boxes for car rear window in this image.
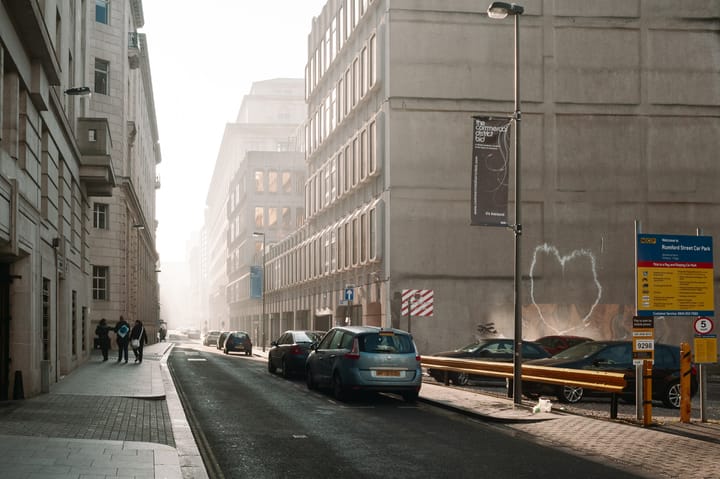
[359,333,414,354]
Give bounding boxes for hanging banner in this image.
[471,116,511,226]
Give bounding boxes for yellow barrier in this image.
[421,356,626,393]
[680,342,692,423]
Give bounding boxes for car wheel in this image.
[663,380,682,409]
[402,391,419,403]
[558,385,584,403]
[268,359,277,374]
[452,372,469,386]
[333,372,347,401]
[281,358,290,379]
[306,367,317,390]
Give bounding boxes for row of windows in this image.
[253,207,305,229]
[306,0,375,98]
[265,202,381,292]
[228,171,304,214]
[306,32,377,155]
[306,118,378,220]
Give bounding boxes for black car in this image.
[519,340,698,408]
[223,331,253,356]
[216,331,229,350]
[268,330,325,378]
[427,338,550,386]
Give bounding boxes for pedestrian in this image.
[95,318,112,361]
[114,315,131,363]
[129,320,148,363]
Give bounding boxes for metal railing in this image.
[421,356,627,417]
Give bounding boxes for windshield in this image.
[359,333,415,354]
[553,341,612,360]
[296,331,324,343]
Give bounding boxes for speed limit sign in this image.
[694,316,714,335]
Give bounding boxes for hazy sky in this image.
[142,0,327,262]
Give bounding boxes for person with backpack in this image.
[95,318,112,361]
[114,315,131,363]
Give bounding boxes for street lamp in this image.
[488,1,524,405]
[253,232,266,352]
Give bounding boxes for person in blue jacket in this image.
[114,315,131,363]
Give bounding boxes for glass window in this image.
[369,34,377,88]
[92,266,108,300]
[268,171,278,192]
[95,0,109,24]
[338,5,345,50]
[338,149,345,196]
[369,207,376,259]
[282,207,291,226]
[255,170,264,192]
[352,57,359,107]
[361,46,367,97]
[352,137,358,186]
[360,129,367,180]
[255,207,264,227]
[282,172,292,192]
[94,59,109,95]
[361,213,367,263]
[352,217,359,265]
[345,222,351,268]
[345,144,352,192]
[268,208,278,227]
[359,333,414,354]
[369,120,376,174]
[344,68,351,116]
[331,228,337,272]
[93,203,108,229]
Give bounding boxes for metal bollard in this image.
[643,359,652,426]
[680,342,692,423]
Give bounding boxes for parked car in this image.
[518,340,698,408]
[216,331,229,350]
[534,335,594,356]
[268,330,326,378]
[305,326,422,402]
[427,338,551,386]
[223,331,253,356]
[203,330,221,346]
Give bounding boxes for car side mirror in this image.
[271,341,278,347]
[310,342,318,351]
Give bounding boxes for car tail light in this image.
[290,345,303,355]
[344,338,360,360]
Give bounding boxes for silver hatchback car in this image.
[305,326,422,402]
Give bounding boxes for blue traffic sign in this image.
[344,287,354,301]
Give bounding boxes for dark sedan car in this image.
[268,330,325,378]
[427,338,550,386]
[223,331,252,356]
[518,340,698,408]
[534,335,593,356]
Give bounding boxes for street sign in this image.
[344,287,354,302]
[632,316,654,364]
[694,316,714,335]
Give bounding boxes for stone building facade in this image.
[0,0,159,399]
[257,0,720,355]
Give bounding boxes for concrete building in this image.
[86,0,161,342]
[201,79,306,334]
[0,0,160,400]
[257,0,720,355]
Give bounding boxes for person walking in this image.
[130,320,148,363]
[114,315,131,363]
[95,318,113,361]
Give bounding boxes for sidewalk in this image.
[0,343,717,479]
[0,342,206,479]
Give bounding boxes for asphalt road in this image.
[168,344,654,479]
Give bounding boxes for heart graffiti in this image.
[529,244,602,335]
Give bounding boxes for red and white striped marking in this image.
[401,289,434,317]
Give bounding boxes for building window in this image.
[352,217,359,265]
[345,222,351,268]
[72,290,77,355]
[369,34,377,88]
[369,120,376,174]
[96,0,109,24]
[360,130,367,181]
[369,207,377,259]
[352,137,359,187]
[94,59,109,95]
[345,144,352,193]
[255,207,264,227]
[352,57,359,107]
[268,171,278,193]
[282,172,292,192]
[282,207,291,227]
[255,170,264,192]
[268,207,278,227]
[361,213,368,263]
[93,266,109,300]
[42,278,50,361]
[361,46,368,98]
[93,203,108,229]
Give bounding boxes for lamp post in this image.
[253,232,266,352]
[488,1,524,405]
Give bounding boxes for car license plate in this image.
[374,370,401,377]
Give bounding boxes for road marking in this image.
[292,434,308,439]
[187,358,207,362]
